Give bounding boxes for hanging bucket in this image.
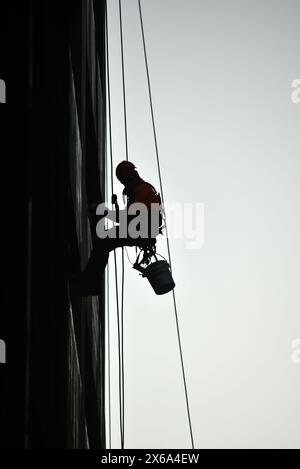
[143,260,175,295]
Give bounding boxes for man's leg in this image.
[70,229,137,296]
[70,246,109,296]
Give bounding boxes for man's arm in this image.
[95,203,127,223]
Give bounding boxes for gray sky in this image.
[105,0,300,449]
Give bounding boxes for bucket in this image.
[143,260,175,295]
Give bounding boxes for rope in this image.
[118,0,129,448]
[106,260,112,449]
[104,3,112,449]
[105,1,124,449]
[104,58,112,449]
[115,252,124,449]
[138,0,195,449]
[124,246,135,265]
[119,0,129,161]
[121,247,125,448]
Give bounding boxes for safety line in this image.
[106,259,111,449]
[121,247,125,448]
[124,246,135,265]
[104,97,112,450]
[138,0,195,449]
[118,0,128,448]
[105,1,124,449]
[104,3,112,450]
[105,4,113,449]
[119,0,129,162]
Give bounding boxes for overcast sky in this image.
[105,0,300,449]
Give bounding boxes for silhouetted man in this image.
[71,161,162,296]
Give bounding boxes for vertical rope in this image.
[138,0,195,449]
[118,0,128,448]
[105,0,124,449]
[119,0,129,161]
[106,262,112,449]
[104,2,112,450]
[121,247,125,448]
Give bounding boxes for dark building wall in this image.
[0,0,106,449]
[0,1,32,449]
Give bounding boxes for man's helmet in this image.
[116,161,136,183]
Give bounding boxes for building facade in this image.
[0,0,107,448]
